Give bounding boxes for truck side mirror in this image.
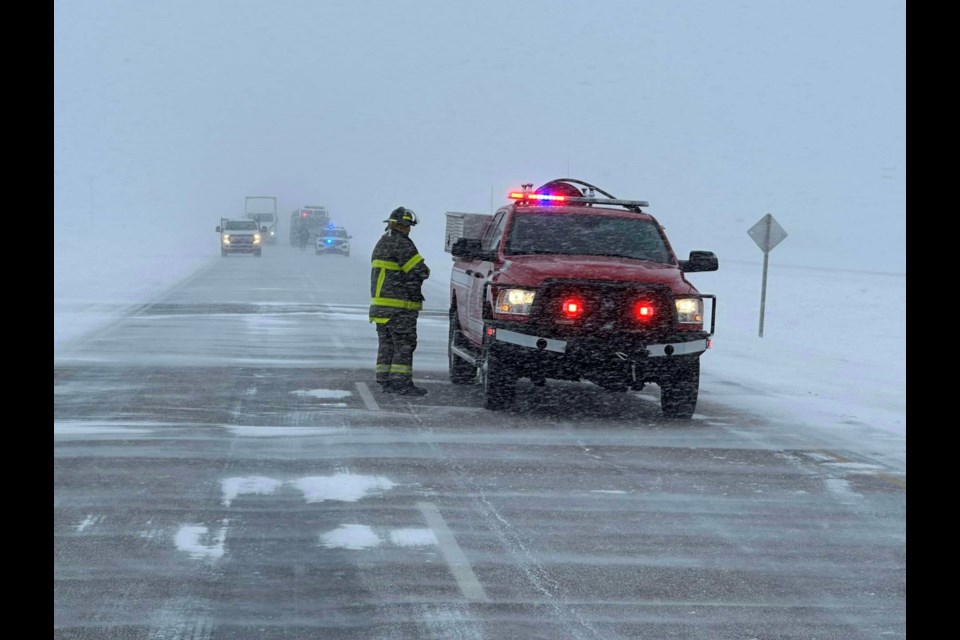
[451,237,483,260]
[679,250,719,272]
[216,226,222,233]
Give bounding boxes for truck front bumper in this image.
[485,323,709,385]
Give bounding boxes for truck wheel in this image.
[448,304,476,385]
[255,250,262,257]
[481,347,516,410]
[659,359,700,419]
[221,249,228,257]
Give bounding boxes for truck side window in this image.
[482,212,507,253]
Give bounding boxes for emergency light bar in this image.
[509,192,568,202]
[508,192,650,208]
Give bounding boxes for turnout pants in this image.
[375,311,419,386]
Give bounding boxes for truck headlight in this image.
[496,288,536,316]
[222,234,231,245]
[254,234,261,244]
[675,298,703,326]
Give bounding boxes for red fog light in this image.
[561,298,584,319]
[633,301,655,322]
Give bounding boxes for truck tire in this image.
[221,249,228,257]
[255,250,262,257]
[481,346,516,410]
[448,304,476,385]
[659,359,700,419]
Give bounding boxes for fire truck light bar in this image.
[508,192,650,208]
[509,192,567,201]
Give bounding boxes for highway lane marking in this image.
[417,501,489,603]
[354,382,380,411]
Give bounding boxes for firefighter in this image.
[369,207,430,395]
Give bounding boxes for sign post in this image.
[747,213,788,337]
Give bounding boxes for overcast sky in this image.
[54,0,905,275]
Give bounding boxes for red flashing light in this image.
[633,301,656,322]
[301,210,309,218]
[508,192,567,202]
[561,297,584,319]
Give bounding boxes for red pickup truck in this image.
[447,178,717,418]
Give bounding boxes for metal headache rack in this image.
[509,178,649,212]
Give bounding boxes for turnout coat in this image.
[369,229,430,324]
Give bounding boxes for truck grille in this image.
[532,280,675,336]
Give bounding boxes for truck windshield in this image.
[324,229,348,238]
[224,221,259,231]
[505,213,673,264]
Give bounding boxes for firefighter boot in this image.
[390,379,428,396]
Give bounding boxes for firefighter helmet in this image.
[384,207,418,226]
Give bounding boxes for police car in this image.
[316,225,352,256]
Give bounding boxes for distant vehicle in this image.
[245,196,278,244]
[216,218,264,257]
[446,178,718,418]
[289,206,330,246]
[315,224,351,256]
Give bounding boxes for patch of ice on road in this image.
[221,476,283,506]
[225,426,344,437]
[243,315,297,332]
[291,473,396,503]
[823,461,883,471]
[54,421,154,435]
[824,478,862,503]
[389,528,438,547]
[320,524,381,550]
[175,520,228,560]
[291,389,353,399]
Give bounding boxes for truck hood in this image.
[495,255,698,294]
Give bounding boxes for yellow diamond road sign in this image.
[748,213,788,253]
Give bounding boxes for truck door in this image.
[467,211,506,342]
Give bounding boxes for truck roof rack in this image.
[509,178,649,212]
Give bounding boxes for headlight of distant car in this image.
[496,288,536,316]
[675,297,703,326]
[253,234,261,244]
[222,234,231,245]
